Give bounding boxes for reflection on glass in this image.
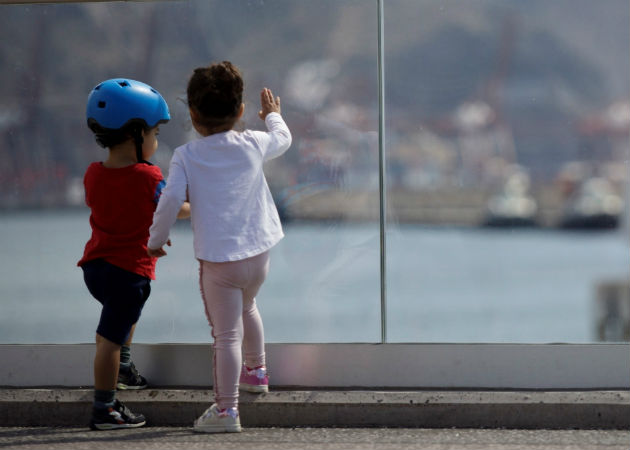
[0,0,380,344]
[385,0,629,342]
[1,1,627,345]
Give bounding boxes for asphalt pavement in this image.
[2,388,629,449]
[1,427,629,450]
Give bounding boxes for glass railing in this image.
[0,0,627,344]
[383,0,629,343]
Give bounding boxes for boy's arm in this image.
[177,201,191,219]
[177,187,191,219]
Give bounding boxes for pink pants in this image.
[199,251,269,410]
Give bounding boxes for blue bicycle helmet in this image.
[87,78,170,132]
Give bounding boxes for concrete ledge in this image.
[2,389,628,429]
[3,343,630,390]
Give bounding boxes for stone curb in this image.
[1,389,628,429]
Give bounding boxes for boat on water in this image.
[559,177,623,230]
[482,171,538,228]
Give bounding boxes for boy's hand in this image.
[147,239,171,258]
[258,88,281,120]
[178,201,191,219]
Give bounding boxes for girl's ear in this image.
[237,103,245,119]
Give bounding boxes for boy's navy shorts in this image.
[81,259,151,346]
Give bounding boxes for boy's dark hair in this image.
[187,61,244,130]
[89,121,147,150]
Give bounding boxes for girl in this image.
[147,61,292,433]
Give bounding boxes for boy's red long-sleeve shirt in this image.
[77,162,165,280]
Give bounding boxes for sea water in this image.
[1,209,627,344]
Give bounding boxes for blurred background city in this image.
[0,0,628,344]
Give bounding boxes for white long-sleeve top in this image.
[148,112,292,262]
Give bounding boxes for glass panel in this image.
[0,0,380,343]
[385,0,629,343]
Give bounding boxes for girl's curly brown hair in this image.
[187,61,244,131]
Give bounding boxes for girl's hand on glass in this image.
[259,87,281,120]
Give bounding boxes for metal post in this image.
[377,0,387,343]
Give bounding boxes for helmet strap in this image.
[131,128,146,164]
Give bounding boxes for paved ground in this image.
[1,427,629,450]
[3,389,629,449]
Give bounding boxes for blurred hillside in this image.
[0,0,627,216]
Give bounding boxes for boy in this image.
[78,78,189,430]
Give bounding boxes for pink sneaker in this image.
[239,365,269,393]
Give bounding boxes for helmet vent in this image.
[118,81,130,87]
[97,101,106,108]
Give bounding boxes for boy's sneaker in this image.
[117,362,148,390]
[239,365,269,393]
[89,399,146,430]
[193,404,241,433]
